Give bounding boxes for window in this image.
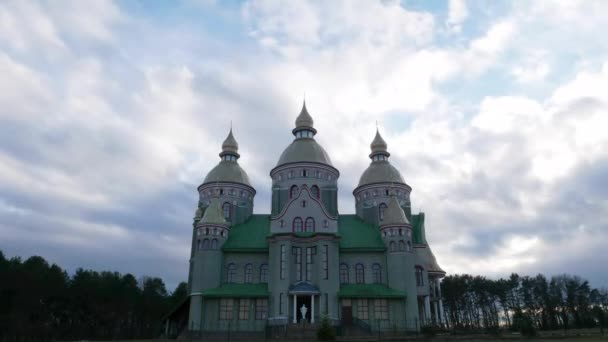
[357,299,369,320]
[301,200,306,207]
[288,171,294,179]
[324,220,329,229]
[244,263,253,283]
[293,217,303,232]
[355,263,365,284]
[239,299,250,320]
[294,247,302,281]
[211,239,218,250]
[280,245,286,279]
[407,241,412,251]
[399,229,403,236]
[379,203,387,221]
[259,264,268,283]
[202,239,210,249]
[372,263,382,284]
[302,169,307,177]
[255,299,268,320]
[219,299,233,320]
[416,266,424,286]
[226,263,237,283]
[306,247,314,281]
[311,185,320,198]
[373,190,377,197]
[389,241,396,252]
[223,202,231,220]
[374,299,388,320]
[305,217,315,232]
[339,264,349,284]
[385,189,390,196]
[219,188,224,195]
[398,240,405,251]
[322,245,328,279]
[290,185,299,198]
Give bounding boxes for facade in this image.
[186,103,445,333]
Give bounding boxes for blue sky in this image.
[1,0,608,291]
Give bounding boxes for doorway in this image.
[296,296,312,322]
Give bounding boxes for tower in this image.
[353,129,412,226]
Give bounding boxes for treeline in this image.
[441,273,608,333]
[0,250,187,341]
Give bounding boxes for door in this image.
[341,306,353,325]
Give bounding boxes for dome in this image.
[276,138,333,166]
[203,161,252,186]
[295,101,314,130]
[200,198,227,225]
[358,161,404,186]
[370,129,388,155]
[221,128,239,156]
[381,196,410,226]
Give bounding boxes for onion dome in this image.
[381,196,410,226]
[202,129,252,186]
[358,129,405,187]
[201,198,227,225]
[276,101,333,167]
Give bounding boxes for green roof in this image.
[201,283,269,298]
[338,215,385,252]
[338,284,405,298]
[222,215,270,252]
[411,214,424,245]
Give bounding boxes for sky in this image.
[1,0,607,292]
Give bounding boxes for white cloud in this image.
[446,0,468,33]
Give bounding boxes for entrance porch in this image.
[288,281,320,324]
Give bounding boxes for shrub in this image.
[317,315,335,341]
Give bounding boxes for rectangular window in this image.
[280,245,286,280]
[255,299,268,320]
[293,247,302,281]
[279,293,284,315]
[322,245,328,279]
[357,299,369,320]
[305,247,314,281]
[219,298,233,320]
[239,299,250,320]
[374,299,389,320]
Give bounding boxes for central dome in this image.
[275,101,333,167]
[276,138,333,166]
[358,161,404,186]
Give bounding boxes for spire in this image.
[293,100,317,136]
[201,198,228,225]
[369,128,390,160]
[219,127,240,159]
[381,196,410,226]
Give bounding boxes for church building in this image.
[185,103,445,333]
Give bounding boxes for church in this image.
[183,103,445,334]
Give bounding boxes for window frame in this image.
[244,263,253,284]
[372,263,382,284]
[355,263,365,284]
[259,263,268,283]
[226,263,237,283]
[219,298,233,320]
[339,263,349,284]
[293,217,303,232]
[222,202,231,220]
[238,299,250,320]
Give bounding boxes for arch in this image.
[244,263,253,283]
[379,203,388,221]
[389,241,396,252]
[355,263,365,284]
[226,263,237,283]
[339,263,349,284]
[293,217,303,232]
[310,185,320,199]
[211,239,218,250]
[222,202,231,220]
[202,239,210,250]
[305,217,315,232]
[415,266,424,286]
[398,240,405,251]
[372,263,382,284]
[259,264,269,283]
[290,185,299,198]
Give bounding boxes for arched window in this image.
[290,185,299,198]
[398,240,405,251]
[305,217,315,232]
[415,266,424,287]
[227,263,237,283]
[310,185,320,199]
[202,239,210,250]
[211,239,218,250]
[389,241,396,252]
[379,203,388,221]
[293,217,303,232]
[355,263,365,284]
[223,202,231,220]
[372,263,382,284]
[407,241,412,251]
[339,264,349,284]
[244,263,253,283]
[197,239,201,250]
[259,264,268,283]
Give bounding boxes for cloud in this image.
[446,0,468,33]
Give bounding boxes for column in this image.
[434,301,439,324]
[311,295,315,323]
[437,279,444,326]
[424,296,431,325]
[293,295,297,323]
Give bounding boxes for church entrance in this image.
[296,296,312,323]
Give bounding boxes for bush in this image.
[421,325,441,337]
[317,315,335,341]
[512,311,537,337]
